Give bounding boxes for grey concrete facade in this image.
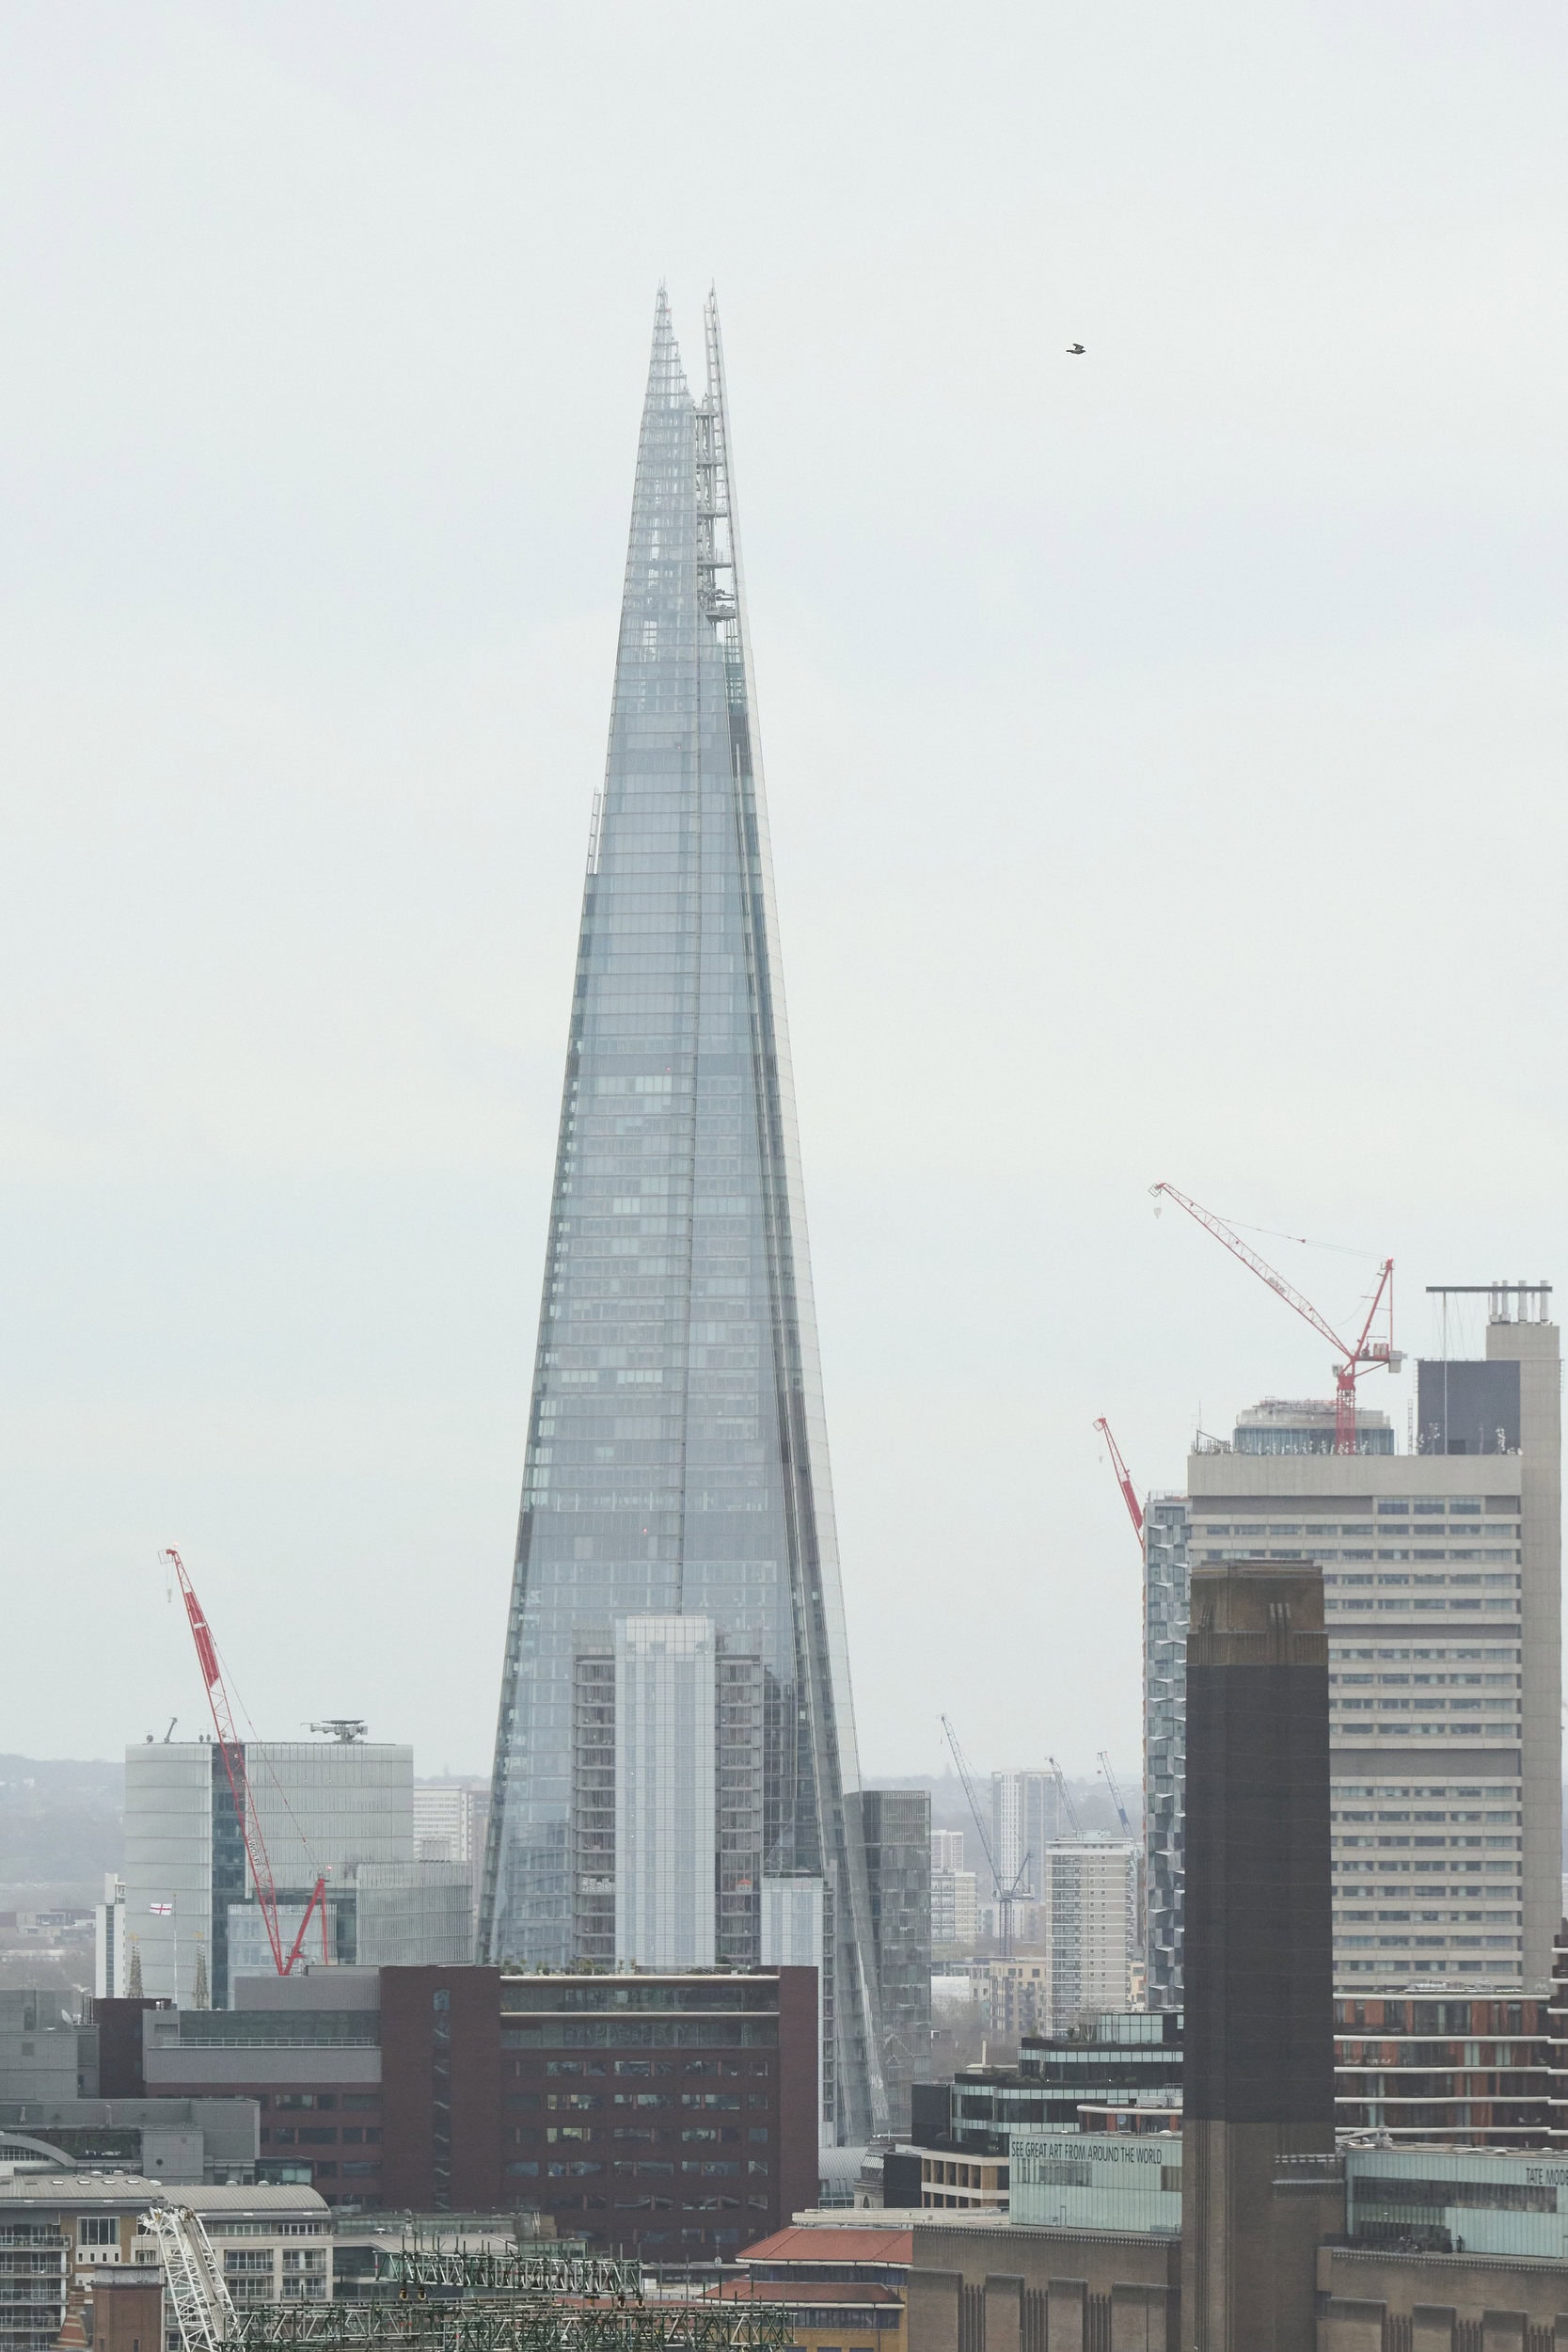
[0,2097,258,2184]
[1186,1308,1560,1995]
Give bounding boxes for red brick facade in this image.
[380,1966,502,2213]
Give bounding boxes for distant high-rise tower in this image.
[990,1768,1055,1899]
[480,292,883,2141]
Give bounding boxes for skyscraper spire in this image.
[481,293,883,2142]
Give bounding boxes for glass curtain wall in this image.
[481,292,881,2140]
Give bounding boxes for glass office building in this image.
[481,293,882,2141]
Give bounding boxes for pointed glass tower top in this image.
[481,294,881,2142]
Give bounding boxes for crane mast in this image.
[941,1715,1028,1959]
[1097,1750,1133,1837]
[161,1548,330,1981]
[1047,1754,1082,1837]
[142,2205,236,2352]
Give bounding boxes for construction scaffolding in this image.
[221,2249,790,2352]
[377,2253,643,2300]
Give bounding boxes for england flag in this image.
[149,1901,173,1915]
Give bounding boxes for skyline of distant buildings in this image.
[42,295,1565,2291]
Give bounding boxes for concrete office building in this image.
[118,1739,469,2008]
[988,1772,1055,1901]
[929,1834,977,1959]
[940,1904,1132,2044]
[412,1783,484,1867]
[413,1782,487,1940]
[481,293,882,2142]
[564,1615,777,1978]
[114,1969,386,2209]
[0,2092,258,2185]
[614,1615,720,1969]
[1148,1282,1560,2002]
[0,1994,94,2104]
[93,1881,130,2003]
[1038,1838,1136,2032]
[954,1958,1051,2043]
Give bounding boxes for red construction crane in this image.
[1149,1183,1401,1455]
[162,1549,329,1977]
[1092,1417,1144,1542]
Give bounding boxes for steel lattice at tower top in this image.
[480,291,884,2143]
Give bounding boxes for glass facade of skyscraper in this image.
[480,293,881,2140]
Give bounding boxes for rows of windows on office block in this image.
[1147,1495,1528,1989]
[1332,1783,1524,1973]
[499,2045,775,2253]
[251,2090,382,2193]
[1195,1496,1522,1581]
[1202,1499,1526,1975]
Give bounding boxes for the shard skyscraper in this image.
[480,293,883,2143]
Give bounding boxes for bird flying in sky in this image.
[1067,342,1085,355]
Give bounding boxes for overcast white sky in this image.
[2,4,1564,1784]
